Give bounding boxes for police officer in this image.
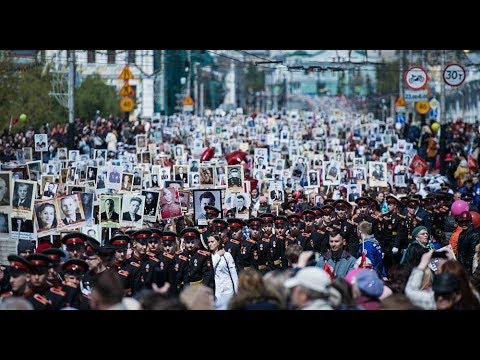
[61,232,88,260]
[332,199,359,256]
[179,227,214,289]
[108,234,142,296]
[146,228,178,294]
[225,218,246,274]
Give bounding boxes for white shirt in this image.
[212,252,238,310]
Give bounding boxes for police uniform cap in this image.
[211,219,228,228]
[386,195,401,206]
[204,205,220,216]
[354,197,370,207]
[62,259,89,275]
[334,199,351,210]
[321,205,335,214]
[131,229,153,242]
[149,228,163,238]
[26,254,52,272]
[259,213,275,223]
[61,232,88,247]
[407,198,420,208]
[160,231,177,242]
[124,229,138,236]
[85,237,101,255]
[109,234,131,248]
[227,218,246,228]
[180,227,200,239]
[41,248,66,265]
[302,210,316,219]
[287,214,301,223]
[7,254,31,273]
[461,193,474,201]
[274,216,288,225]
[311,207,323,217]
[247,217,265,227]
[323,199,335,206]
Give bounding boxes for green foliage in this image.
[245,64,265,93]
[377,60,400,96]
[75,74,121,120]
[0,54,66,132]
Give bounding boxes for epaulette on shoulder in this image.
[333,224,341,229]
[175,250,184,255]
[179,255,188,261]
[130,261,141,268]
[416,216,423,221]
[163,252,174,259]
[317,230,325,234]
[197,250,210,256]
[397,213,406,219]
[301,232,311,237]
[62,281,77,289]
[347,219,356,225]
[326,227,333,232]
[247,238,256,244]
[351,214,359,219]
[0,291,13,298]
[146,251,156,257]
[262,237,271,243]
[231,239,240,244]
[149,256,159,262]
[49,287,66,297]
[118,269,129,277]
[33,294,50,305]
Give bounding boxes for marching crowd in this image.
[1,97,480,310]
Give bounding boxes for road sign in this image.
[120,97,135,112]
[183,95,194,106]
[404,66,428,90]
[395,113,406,123]
[429,98,439,109]
[118,82,135,97]
[415,101,430,115]
[404,89,428,103]
[429,108,438,120]
[394,96,406,108]
[118,65,134,80]
[443,64,466,87]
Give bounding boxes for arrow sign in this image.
[119,82,135,97]
[119,65,134,80]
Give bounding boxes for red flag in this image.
[10,116,18,127]
[323,262,335,281]
[468,155,477,172]
[409,154,429,176]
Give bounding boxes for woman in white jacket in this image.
[208,235,238,310]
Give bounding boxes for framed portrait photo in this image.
[192,189,222,226]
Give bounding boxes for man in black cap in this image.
[108,234,142,297]
[127,229,161,291]
[146,228,178,294]
[26,253,68,310]
[62,258,90,309]
[0,255,30,299]
[158,231,188,292]
[285,214,303,248]
[225,218,245,273]
[17,240,36,258]
[380,195,407,273]
[300,210,322,253]
[271,216,288,269]
[240,218,263,272]
[61,232,88,260]
[198,205,220,250]
[331,199,359,256]
[352,197,382,240]
[179,227,214,289]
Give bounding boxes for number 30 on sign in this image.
[443,64,466,87]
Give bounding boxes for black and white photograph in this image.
[347,184,362,203]
[42,181,57,199]
[174,145,184,159]
[234,192,250,218]
[189,172,200,187]
[94,149,107,161]
[268,180,284,204]
[12,179,36,220]
[81,225,101,243]
[86,166,98,182]
[173,165,189,185]
[353,166,366,185]
[214,166,226,187]
[136,134,147,150]
[142,190,160,221]
[99,195,121,228]
[55,193,86,229]
[395,174,407,188]
[307,170,320,188]
[199,166,215,187]
[120,194,145,228]
[23,147,33,162]
[120,172,134,192]
[226,165,244,192]
[368,161,388,187]
[68,150,80,162]
[33,199,58,237]
[0,212,9,235]
[26,160,41,182]
[0,171,11,208]
[193,189,222,226]
[106,165,122,191]
[11,218,35,241]
[34,134,48,152]
[323,160,341,186]
[80,192,94,227]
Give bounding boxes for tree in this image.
[0,53,66,132]
[75,74,121,120]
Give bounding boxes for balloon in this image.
[395,122,402,131]
[451,199,469,216]
[431,122,440,132]
[19,114,27,121]
[225,150,247,165]
[471,211,480,228]
[200,147,215,162]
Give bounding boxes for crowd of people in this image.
[1,98,480,310]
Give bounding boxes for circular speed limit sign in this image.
[443,64,466,87]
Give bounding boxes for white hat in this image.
[284,267,331,294]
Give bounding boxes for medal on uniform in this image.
[273,241,276,248]
[253,250,258,260]
[194,259,198,267]
[160,261,164,270]
[260,244,263,251]
[145,264,149,273]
